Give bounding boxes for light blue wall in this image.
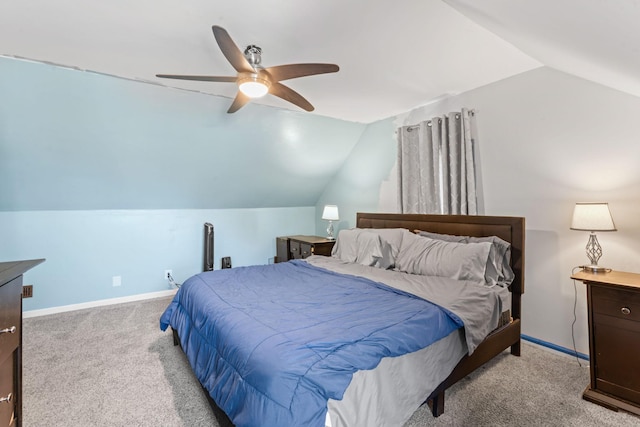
[1,207,314,311]
[0,57,367,311]
[315,117,397,235]
[0,57,365,211]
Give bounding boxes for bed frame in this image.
[356,212,525,417]
[173,212,525,424]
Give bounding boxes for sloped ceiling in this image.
[2,1,639,123]
[0,0,541,124]
[445,0,640,100]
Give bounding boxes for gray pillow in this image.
[331,228,359,263]
[360,228,407,261]
[467,236,515,285]
[331,229,394,269]
[415,230,514,286]
[396,232,492,282]
[416,230,468,243]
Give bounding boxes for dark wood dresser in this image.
[571,269,640,416]
[275,235,335,263]
[0,259,44,427]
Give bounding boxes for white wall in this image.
[322,66,640,355]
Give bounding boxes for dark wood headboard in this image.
[356,212,525,318]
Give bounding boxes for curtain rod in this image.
[404,109,475,132]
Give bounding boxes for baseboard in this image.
[23,289,178,318]
[521,334,590,361]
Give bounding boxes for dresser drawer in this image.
[0,277,21,363]
[591,285,640,322]
[0,354,16,427]
[289,241,302,259]
[0,259,44,427]
[300,243,312,259]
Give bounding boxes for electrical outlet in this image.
[112,276,122,287]
[221,257,232,269]
[164,270,173,280]
[23,285,33,298]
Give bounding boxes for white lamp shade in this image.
[322,205,339,221]
[570,203,616,231]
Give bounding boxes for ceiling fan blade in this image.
[264,63,339,82]
[212,25,255,74]
[156,74,237,83]
[227,92,251,113]
[270,82,314,112]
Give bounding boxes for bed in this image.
[160,212,525,427]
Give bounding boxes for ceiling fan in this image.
[156,25,340,113]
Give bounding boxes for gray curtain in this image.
[397,108,478,215]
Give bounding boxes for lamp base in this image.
[582,265,611,273]
[326,220,335,240]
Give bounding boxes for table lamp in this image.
[570,202,616,273]
[322,205,339,240]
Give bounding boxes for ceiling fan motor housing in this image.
[244,45,262,67]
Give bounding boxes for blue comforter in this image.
[160,260,463,427]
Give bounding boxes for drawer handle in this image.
[0,393,12,404]
[621,307,631,315]
[0,326,16,335]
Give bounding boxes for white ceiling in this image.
[1,1,637,123]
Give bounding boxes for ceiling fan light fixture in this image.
[238,74,270,98]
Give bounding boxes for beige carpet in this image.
[22,297,640,426]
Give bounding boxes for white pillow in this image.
[396,232,492,282]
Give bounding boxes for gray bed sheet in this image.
[304,256,508,427]
[306,256,504,354]
[327,329,466,427]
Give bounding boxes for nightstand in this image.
[275,235,335,263]
[571,269,640,416]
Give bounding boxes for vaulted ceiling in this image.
[1,1,638,123]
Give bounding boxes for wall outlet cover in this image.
[222,257,232,269]
[23,285,33,298]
